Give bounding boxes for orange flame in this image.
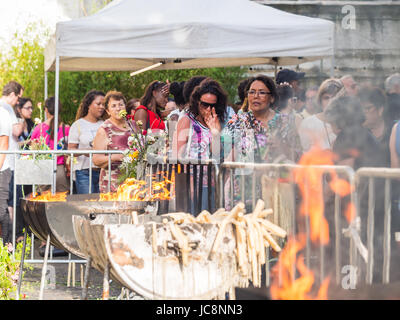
[29,191,68,202]
[271,145,356,300]
[270,236,330,300]
[98,171,175,202]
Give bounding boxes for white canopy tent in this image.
[44,0,335,155]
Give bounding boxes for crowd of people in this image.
[1,71,400,252]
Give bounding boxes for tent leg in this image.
[44,71,48,100]
[53,56,60,193]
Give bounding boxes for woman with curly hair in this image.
[172,78,228,214]
[68,89,105,194]
[172,78,227,161]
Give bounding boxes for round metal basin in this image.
[20,194,153,258]
[72,214,132,287]
[104,222,237,300]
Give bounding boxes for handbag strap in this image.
[62,123,68,150]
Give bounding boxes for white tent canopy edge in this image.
[44,0,335,167]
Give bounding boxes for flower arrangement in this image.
[118,110,167,182]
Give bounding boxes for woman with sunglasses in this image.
[172,78,227,214]
[134,80,169,132]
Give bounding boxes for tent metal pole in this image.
[53,56,60,194]
[130,62,163,77]
[330,55,334,78]
[44,71,48,100]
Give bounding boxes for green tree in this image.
[0,22,49,118]
[1,21,247,125]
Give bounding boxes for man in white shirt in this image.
[0,80,24,242]
[0,106,12,243]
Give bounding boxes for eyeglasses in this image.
[22,107,33,110]
[248,90,272,97]
[199,101,217,109]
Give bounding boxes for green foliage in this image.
[0,22,49,120]
[0,233,32,300]
[47,67,247,125]
[1,20,247,126]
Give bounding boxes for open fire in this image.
[270,146,355,300]
[29,171,174,202]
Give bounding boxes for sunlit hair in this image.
[2,80,24,96]
[44,96,63,139]
[189,78,227,123]
[75,89,105,121]
[384,73,400,93]
[317,78,344,107]
[140,80,167,109]
[104,91,127,110]
[242,74,278,112]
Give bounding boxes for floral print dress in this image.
[222,110,302,163]
[221,110,302,209]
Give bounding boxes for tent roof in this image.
[45,0,334,72]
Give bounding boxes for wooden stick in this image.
[131,211,139,225]
[252,199,265,219]
[168,222,190,266]
[213,208,227,216]
[258,218,287,238]
[262,229,281,252]
[72,262,76,287]
[258,208,273,218]
[152,222,157,254]
[67,262,71,287]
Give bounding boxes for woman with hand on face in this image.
[134,80,169,132]
[92,91,133,193]
[68,90,105,194]
[173,78,227,161]
[172,78,227,214]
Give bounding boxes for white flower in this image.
[34,118,41,124]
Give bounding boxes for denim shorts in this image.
[75,169,100,194]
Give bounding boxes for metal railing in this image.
[355,167,400,284]
[2,148,399,291]
[219,162,361,287]
[0,149,123,264]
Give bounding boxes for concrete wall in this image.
[251,0,400,88]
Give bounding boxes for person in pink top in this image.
[31,96,70,193]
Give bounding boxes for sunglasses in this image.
[199,101,217,109]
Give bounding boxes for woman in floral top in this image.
[222,75,302,210]
[223,75,302,164]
